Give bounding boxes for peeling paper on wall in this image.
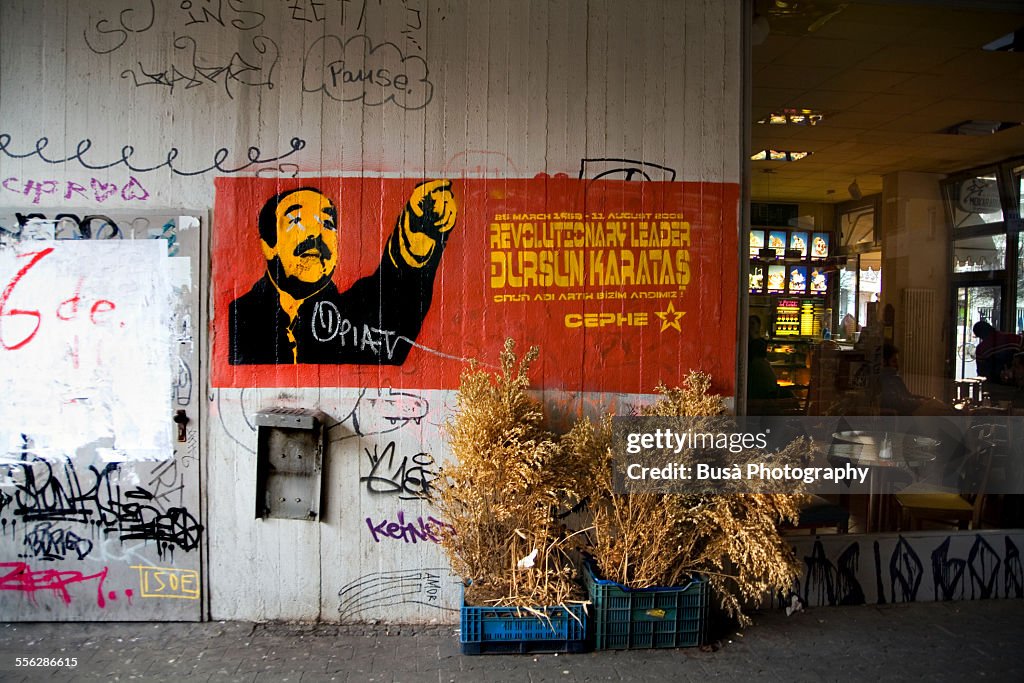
[0,240,175,462]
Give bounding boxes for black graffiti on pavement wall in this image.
[0,134,307,177]
[801,535,1024,606]
[21,521,94,562]
[361,441,437,500]
[3,457,203,561]
[337,567,457,620]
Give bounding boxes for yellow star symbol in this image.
[655,302,685,332]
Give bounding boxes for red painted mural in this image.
[211,176,739,394]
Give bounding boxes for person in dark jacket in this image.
[229,181,456,365]
[973,320,1022,383]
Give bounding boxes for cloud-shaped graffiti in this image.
[302,35,433,110]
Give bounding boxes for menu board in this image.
[790,232,809,257]
[774,298,801,336]
[810,268,828,294]
[750,230,765,257]
[767,264,786,293]
[811,232,830,259]
[768,231,787,257]
[788,266,807,293]
[750,264,764,293]
[800,299,823,337]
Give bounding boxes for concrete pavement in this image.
[1,599,1022,682]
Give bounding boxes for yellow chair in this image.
[895,423,1000,531]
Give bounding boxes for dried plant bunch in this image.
[435,339,586,608]
[568,371,809,626]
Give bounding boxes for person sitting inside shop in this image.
[973,320,1023,384]
[747,338,799,414]
[880,343,953,416]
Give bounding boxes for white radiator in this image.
[901,288,940,396]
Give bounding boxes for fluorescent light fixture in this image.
[756,109,825,126]
[750,150,813,162]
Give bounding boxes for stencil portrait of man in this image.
[228,180,456,365]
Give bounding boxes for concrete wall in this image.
[0,0,743,622]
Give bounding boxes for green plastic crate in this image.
[582,562,708,650]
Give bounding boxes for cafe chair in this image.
[793,494,850,534]
[894,423,999,531]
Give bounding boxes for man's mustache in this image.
[293,235,333,261]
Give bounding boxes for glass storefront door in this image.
[954,284,1003,379]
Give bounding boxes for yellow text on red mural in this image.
[565,312,649,328]
[490,248,690,288]
[488,219,692,289]
[488,220,691,249]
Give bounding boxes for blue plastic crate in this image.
[459,602,588,655]
[582,562,707,650]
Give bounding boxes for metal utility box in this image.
[254,408,328,521]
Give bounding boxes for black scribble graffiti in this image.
[835,542,865,606]
[302,35,433,110]
[83,0,156,55]
[967,535,1000,599]
[931,537,966,601]
[179,0,266,29]
[329,388,430,443]
[256,163,300,178]
[0,491,12,517]
[889,537,923,603]
[146,458,188,510]
[337,567,457,620]
[873,539,886,605]
[7,457,202,560]
[400,3,424,51]
[361,389,429,427]
[21,522,94,561]
[0,134,306,177]
[121,35,279,99]
[287,0,327,22]
[1005,537,1023,598]
[117,495,202,560]
[802,540,836,607]
[361,442,436,500]
[12,213,123,241]
[578,158,678,182]
[215,390,257,454]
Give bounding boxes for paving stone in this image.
[0,601,1022,681]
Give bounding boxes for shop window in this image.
[953,233,1006,273]
[942,170,1004,229]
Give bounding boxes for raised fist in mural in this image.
[392,180,458,268]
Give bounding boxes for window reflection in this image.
[944,173,1004,229]
[953,234,1006,273]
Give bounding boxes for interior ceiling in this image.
[751,0,1024,204]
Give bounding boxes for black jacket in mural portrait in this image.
[228,184,453,366]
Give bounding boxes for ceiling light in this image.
[940,120,1022,136]
[983,28,1024,52]
[750,150,813,162]
[756,108,825,126]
